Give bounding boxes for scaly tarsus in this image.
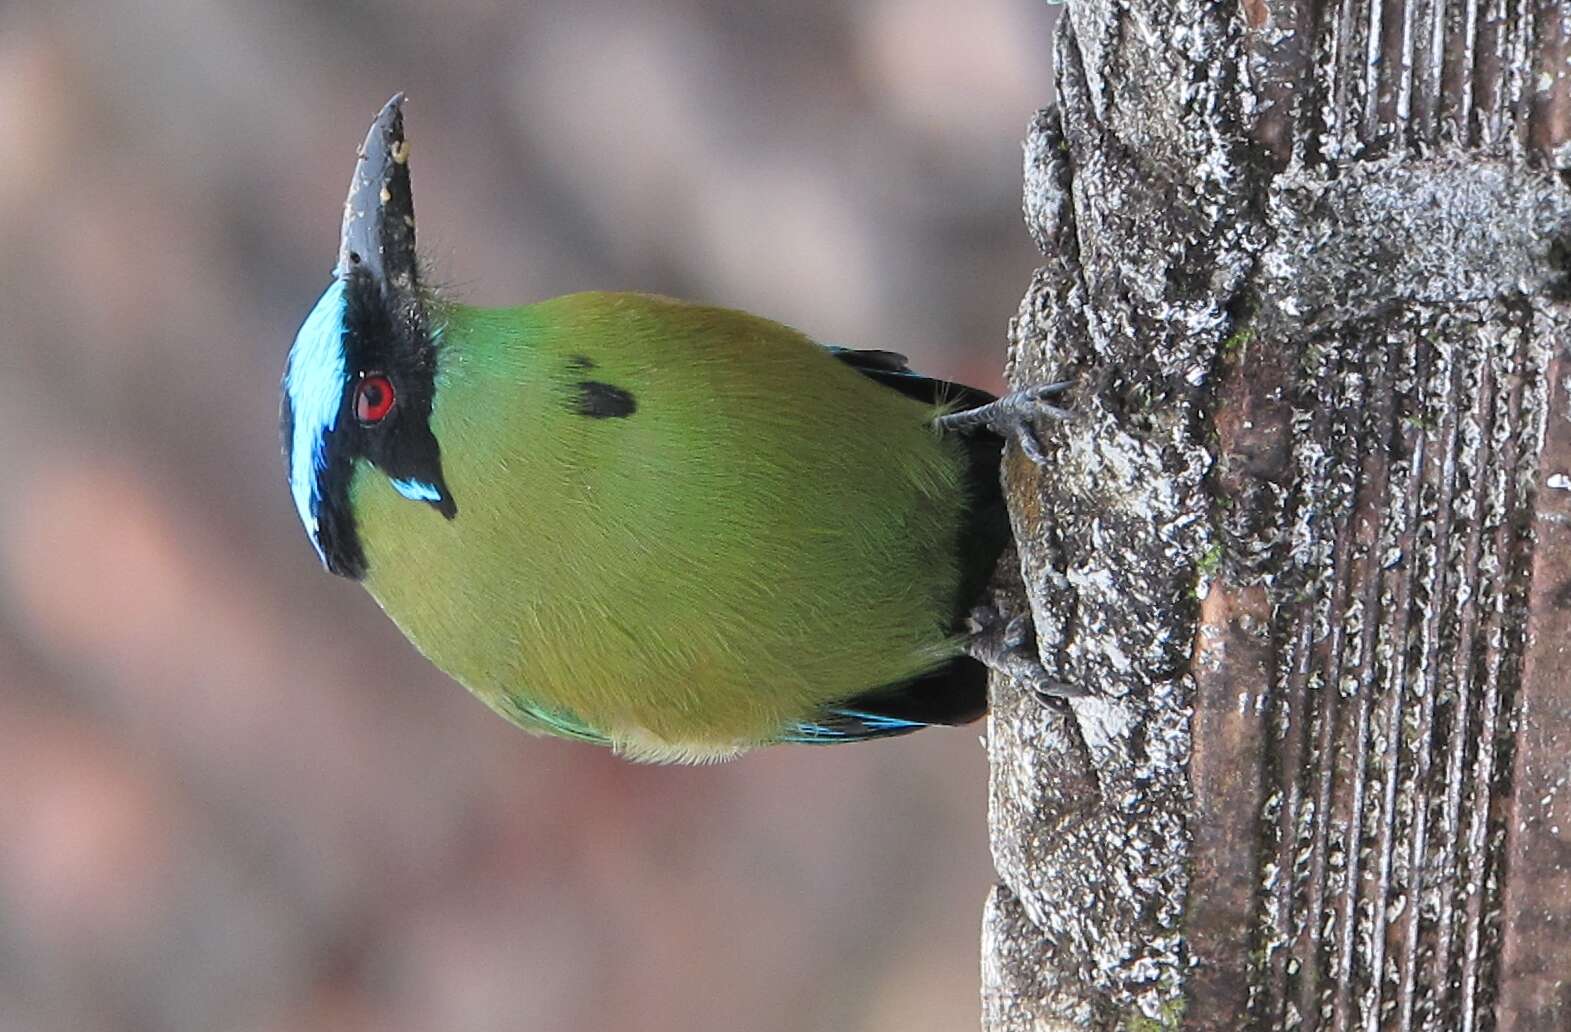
[933,380,1073,464]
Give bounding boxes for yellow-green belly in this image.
[352,294,971,760]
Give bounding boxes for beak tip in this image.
[337,92,418,283]
[372,92,406,138]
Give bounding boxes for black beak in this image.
[338,93,418,291]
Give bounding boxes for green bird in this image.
[282,95,1074,762]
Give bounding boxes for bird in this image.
[281,95,1075,762]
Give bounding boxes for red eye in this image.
[355,374,396,424]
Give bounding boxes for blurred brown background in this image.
[0,2,1056,1029]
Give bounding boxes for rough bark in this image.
[983,0,1571,1028]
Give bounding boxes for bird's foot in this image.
[962,605,1086,700]
[933,380,1073,465]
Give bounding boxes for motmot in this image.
[282,95,1075,762]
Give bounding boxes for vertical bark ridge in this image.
[1242,312,1551,1030]
[988,0,1570,1025]
[1526,2,1570,158]
[1250,0,1570,162]
[1496,340,1571,1030]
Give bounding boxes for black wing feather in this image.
[827,346,996,409]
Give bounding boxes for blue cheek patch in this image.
[283,278,350,562]
[390,477,444,503]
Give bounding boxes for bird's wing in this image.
[825,347,997,409]
[777,655,989,745]
[494,694,610,745]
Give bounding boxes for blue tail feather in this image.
[781,707,931,745]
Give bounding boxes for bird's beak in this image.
[337,92,418,291]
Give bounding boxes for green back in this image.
[351,292,973,760]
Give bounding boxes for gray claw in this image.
[933,379,1073,466]
[961,605,1086,700]
[1016,423,1048,465]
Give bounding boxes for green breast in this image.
[352,292,973,759]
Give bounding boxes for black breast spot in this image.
[573,380,637,419]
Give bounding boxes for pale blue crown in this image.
[283,278,350,564]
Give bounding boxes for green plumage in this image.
[281,98,1025,763]
[351,292,979,761]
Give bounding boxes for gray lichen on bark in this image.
[984,0,1571,1028]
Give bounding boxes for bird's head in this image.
[281,94,456,579]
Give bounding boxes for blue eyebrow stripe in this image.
[283,278,350,563]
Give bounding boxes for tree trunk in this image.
[983,0,1571,1028]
